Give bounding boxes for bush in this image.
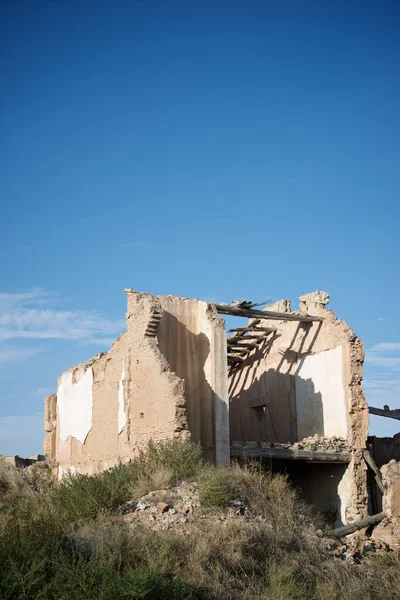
[198,468,232,508]
[144,439,204,481]
[45,556,197,600]
[51,440,203,520]
[51,461,144,521]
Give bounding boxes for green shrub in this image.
[144,439,204,481]
[50,441,203,521]
[198,468,231,508]
[45,555,197,600]
[51,462,143,521]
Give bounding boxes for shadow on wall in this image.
[229,369,324,443]
[229,321,324,444]
[281,460,348,528]
[157,310,227,462]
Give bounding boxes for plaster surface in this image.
[296,346,347,439]
[58,368,93,444]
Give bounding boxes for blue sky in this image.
[1,0,399,456]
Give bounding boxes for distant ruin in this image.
[43,288,399,536]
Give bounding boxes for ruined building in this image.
[44,288,398,533]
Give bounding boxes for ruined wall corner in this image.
[299,290,330,314]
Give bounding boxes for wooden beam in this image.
[215,304,323,322]
[230,445,351,463]
[369,406,400,421]
[329,512,385,538]
[228,326,277,334]
[227,342,258,350]
[363,450,385,495]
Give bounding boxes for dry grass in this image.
[1,442,400,600]
[198,468,232,507]
[0,461,34,507]
[132,467,173,499]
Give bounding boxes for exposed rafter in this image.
[215,303,323,322]
[227,318,277,368]
[369,406,400,421]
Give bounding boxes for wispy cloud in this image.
[0,346,44,363]
[0,289,125,344]
[365,343,400,371]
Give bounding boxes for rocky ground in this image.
[117,478,392,564]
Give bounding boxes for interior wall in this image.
[284,461,351,528]
[157,296,229,464]
[296,347,348,439]
[229,294,359,445]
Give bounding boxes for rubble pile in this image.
[118,481,250,532]
[292,434,350,452]
[326,533,391,564]
[231,435,350,453]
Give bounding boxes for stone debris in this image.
[231,435,350,453]
[327,534,391,564]
[117,478,394,563]
[118,481,250,532]
[291,434,350,452]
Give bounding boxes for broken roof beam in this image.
[228,342,259,350]
[228,333,274,343]
[228,326,278,334]
[215,304,323,322]
[228,356,245,363]
[369,406,400,421]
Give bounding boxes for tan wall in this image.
[156,296,229,463]
[45,289,229,477]
[228,291,369,522]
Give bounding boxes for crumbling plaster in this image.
[46,289,229,477]
[372,460,400,548]
[58,368,94,444]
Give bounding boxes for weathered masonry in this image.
[45,290,229,476]
[44,288,397,532]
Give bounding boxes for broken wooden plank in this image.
[228,325,277,334]
[227,342,258,350]
[329,512,385,538]
[229,333,274,343]
[363,449,385,495]
[230,444,351,463]
[215,304,323,322]
[369,406,400,421]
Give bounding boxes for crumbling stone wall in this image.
[228,291,369,523]
[372,460,400,549]
[45,290,229,477]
